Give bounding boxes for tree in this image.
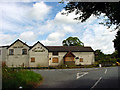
[113,30,120,57]
[63,2,120,57]
[111,50,118,58]
[95,50,104,61]
[62,37,84,46]
[95,50,117,65]
[63,2,120,30]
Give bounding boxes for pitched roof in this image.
[7,39,29,49]
[1,39,94,52]
[46,46,94,52]
[29,41,48,50]
[63,51,75,58]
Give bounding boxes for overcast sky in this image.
[0,1,117,54]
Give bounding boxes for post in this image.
[99,64,102,68]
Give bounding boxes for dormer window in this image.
[22,49,27,55]
[9,49,14,55]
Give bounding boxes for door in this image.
[64,57,75,65]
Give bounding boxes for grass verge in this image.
[2,67,43,90]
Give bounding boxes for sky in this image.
[0,1,118,54]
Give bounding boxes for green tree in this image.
[63,2,120,30]
[95,50,104,62]
[95,49,118,65]
[113,30,120,57]
[62,37,84,46]
[111,50,118,58]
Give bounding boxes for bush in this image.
[2,67,43,89]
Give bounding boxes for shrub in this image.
[2,67,42,89]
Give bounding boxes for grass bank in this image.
[2,67,43,89]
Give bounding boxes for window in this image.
[9,49,14,55]
[52,57,58,63]
[80,58,83,62]
[22,49,27,55]
[31,57,35,62]
[52,52,58,55]
[75,57,79,59]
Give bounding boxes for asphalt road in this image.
[33,67,120,89]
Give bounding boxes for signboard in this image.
[13,46,23,48]
[32,47,45,52]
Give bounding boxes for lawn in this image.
[2,67,43,89]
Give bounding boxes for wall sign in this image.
[32,47,45,52]
[13,46,23,48]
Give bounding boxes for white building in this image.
[0,39,95,67]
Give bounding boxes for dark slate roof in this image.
[46,46,94,52]
[0,46,9,48]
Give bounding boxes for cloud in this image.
[37,8,117,54]
[81,24,117,54]
[0,3,23,32]
[19,31,37,42]
[0,32,17,46]
[0,2,52,32]
[41,31,65,46]
[63,25,75,33]
[29,2,51,21]
[0,2,117,54]
[52,10,117,54]
[48,32,65,41]
[0,2,52,44]
[54,9,80,24]
[39,20,76,46]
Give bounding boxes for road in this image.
[33,67,120,89]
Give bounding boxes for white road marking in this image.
[95,68,99,70]
[33,69,54,71]
[76,72,88,79]
[104,69,107,74]
[90,77,102,89]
